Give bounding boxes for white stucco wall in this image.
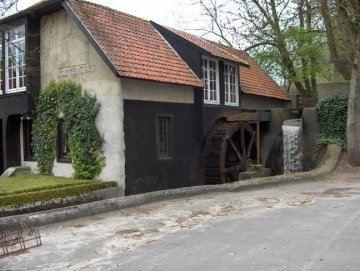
[22,10,125,191]
[122,79,194,103]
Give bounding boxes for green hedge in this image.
[314,95,348,160]
[0,180,96,196]
[0,181,117,207]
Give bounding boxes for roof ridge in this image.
[68,0,149,23]
[164,26,249,65]
[201,38,251,65]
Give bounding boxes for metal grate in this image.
[0,223,42,257]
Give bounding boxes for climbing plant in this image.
[313,95,348,159]
[32,80,105,179]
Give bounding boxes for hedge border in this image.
[0,180,97,196]
[0,181,117,207]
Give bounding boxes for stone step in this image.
[238,167,272,180]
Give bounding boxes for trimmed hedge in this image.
[317,95,348,147]
[314,95,348,160]
[0,181,117,207]
[0,180,96,196]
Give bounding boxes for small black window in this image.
[57,119,71,162]
[156,115,173,160]
[23,118,34,161]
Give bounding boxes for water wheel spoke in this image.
[240,124,246,157]
[246,131,256,158]
[203,120,257,184]
[227,137,244,163]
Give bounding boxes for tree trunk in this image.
[319,0,352,80]
[347,45,360,165]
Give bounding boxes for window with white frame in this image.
[224,62,239,106]
[1,25,26,94]
[202,57,219,104]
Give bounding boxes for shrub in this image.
[32,81,105,179]
[314,95,348,160]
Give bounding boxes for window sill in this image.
[225,103,239,107]
[0,90,27,98]
[57,158,72,164]
[6,88,26,94]
[24,157,36,162]
[158,156,173,161]
[204,100,220,105]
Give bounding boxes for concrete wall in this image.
[22,10,125,191]
[302,107,319,170]
[122,79,194,103]
[317,81,350,102]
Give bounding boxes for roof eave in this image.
[0,0,62,24]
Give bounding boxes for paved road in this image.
[1,169,360,270]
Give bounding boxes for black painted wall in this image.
[26,15,41,110]
[0,120,3,173]
[0,15,41,173]
[124,100,202,195]
[151,22,205,77]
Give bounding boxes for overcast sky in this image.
[19,0,205,30]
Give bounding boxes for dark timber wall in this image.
[124,100,202,195]
[0,15,41,173]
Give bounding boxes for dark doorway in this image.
[0,119,3,174]
[6,115,21,168]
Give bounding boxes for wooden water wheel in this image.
[203,121,257,184]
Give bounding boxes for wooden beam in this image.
[226,111,271,122]
[256,121,260,165]
[227,112,259,122]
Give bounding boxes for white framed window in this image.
[224,62,239,106]
[2,25,26,94]
[202,56,220,104]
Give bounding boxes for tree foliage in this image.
[191,0,328,93]
[0,0,18,17]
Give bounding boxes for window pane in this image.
[224,63,238,105]
[157,116,172,159]
[202,58,218,103]
[6,25,26,92]
[58,120,70,161]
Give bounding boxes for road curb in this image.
[0,144,342,232]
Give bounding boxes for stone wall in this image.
[317,81,350,102]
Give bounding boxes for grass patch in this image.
[0,175,117,207]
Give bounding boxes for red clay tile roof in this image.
[166,27,249,66]
[165,28,289,101]
[214,43,290,101]
[66,0,288,100]
[67,0,202,87]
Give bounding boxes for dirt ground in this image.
[1,153,360,270]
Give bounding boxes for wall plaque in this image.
[58,64,96,77]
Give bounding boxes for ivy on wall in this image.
[314,95,348,159]
[32,81,105,179]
